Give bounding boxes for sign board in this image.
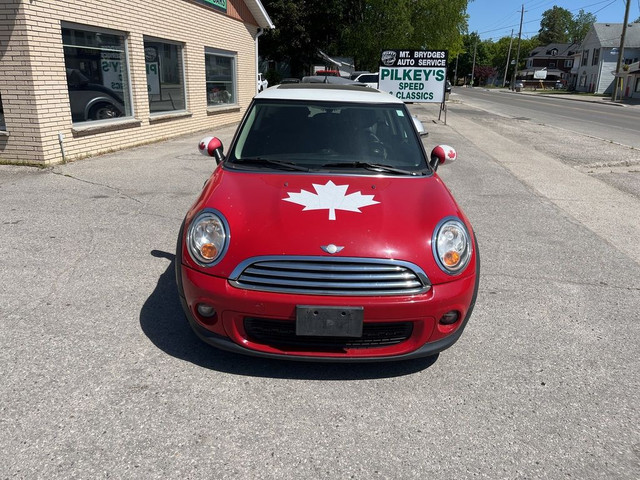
[197,0,227,12]
[378,49,448,103]
[146,63,160,95]
[533,69,548,80]
[100,52,125,93]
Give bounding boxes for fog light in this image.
[196,303,216,318]
[439,311,459,325]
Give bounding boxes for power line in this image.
[475,0,622,39]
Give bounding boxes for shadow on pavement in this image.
[140,250,438,379]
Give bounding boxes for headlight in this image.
[433,218,472,275]
[186,210,229,267]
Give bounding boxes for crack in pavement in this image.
[51,170,143,204]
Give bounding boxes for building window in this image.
[581,50,589,67]
[564,59,573,68]
[0,93,5,131]
[549,62,556,68]
[62,26,132,123]
[592,48,600,66]
[205,48,237,106]
[144,39,186,113]
[635,78,640,93]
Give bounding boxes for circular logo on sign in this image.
[145,47,158,63]
[381,51,397,66]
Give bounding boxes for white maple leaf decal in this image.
[283,180,380,220]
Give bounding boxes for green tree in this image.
[569,9,596,44]
[342,0,415,71]
[407,0,468,55]
[260,0,470,75]
[456,32,490,85]
[538,6,573,44]
[260,0,316,77]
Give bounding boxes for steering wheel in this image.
[368,139,388,160]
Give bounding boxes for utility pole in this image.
[511,5,524,91]
[611,0,631,102]
[471,35,477,87]
[503,29,514,87]
[454,54,459,87]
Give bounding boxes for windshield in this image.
[228,100,428,174]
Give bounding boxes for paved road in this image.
[453,87,640,149]
[1,99,639,479]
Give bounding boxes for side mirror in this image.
[429,145,457,171]
[198,136,224,164]
[412,115,428,137]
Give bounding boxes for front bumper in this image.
[177,257,479,362]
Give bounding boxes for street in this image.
[452,87,640,149]
[1,93,639,479]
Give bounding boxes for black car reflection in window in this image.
[66,69,125,122]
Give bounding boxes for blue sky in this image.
[467,0,640,40]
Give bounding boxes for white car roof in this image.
[256,83,403,104]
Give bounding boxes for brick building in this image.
[0,0,273,164]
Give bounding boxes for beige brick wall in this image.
[0,0,261,164]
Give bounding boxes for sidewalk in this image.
[506,88,640,107]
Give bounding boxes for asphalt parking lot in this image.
[1,101,639,479]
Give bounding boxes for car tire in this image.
[88,102,122,120]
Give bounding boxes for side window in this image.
[0,93,5,131]
[205,48,237,106]
[581,49,589,67]
[592,48,600,66]
[62,26,132,123]
[144,39,186,113]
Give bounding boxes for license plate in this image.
[296,306,364,337]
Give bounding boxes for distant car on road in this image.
[178,83,480,361]
[257,73,269,92]
[354,72,379,88]
[315,69,341,77]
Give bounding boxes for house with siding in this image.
[575,23,640,95]
[520,43,579,88]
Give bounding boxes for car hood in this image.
[185,169,473,283]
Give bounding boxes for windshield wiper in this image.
[321,161,424,176]
[231,157,310,172]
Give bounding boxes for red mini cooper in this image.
[177,83,479,361]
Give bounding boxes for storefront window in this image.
[0,93,5,131]
[205,48,237,106]
[144,39,186,113]
[62,26,132,123]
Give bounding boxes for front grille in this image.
[244,318,413,350]
[229,256,430,296]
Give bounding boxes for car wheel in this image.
[88,102,122,120]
